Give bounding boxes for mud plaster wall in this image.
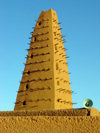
[0,108,99,116]
[0,108,100,133]
[0,116,100,133]
[15,9,72,111]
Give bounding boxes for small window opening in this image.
[34,37,37,41]
[27,71,30,74]
[38,21,42,25]
[31,54,33,58]
[87,111,90,116]
[26,84,29,89]
[23,101,26,105]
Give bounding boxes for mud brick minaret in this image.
[14,9,73,110]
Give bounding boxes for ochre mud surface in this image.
[0,108,100,133]
[0,116,100,133]
[0,109,90,116]
[0,108,99,116]
[15,9,73,111]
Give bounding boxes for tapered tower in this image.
[14,9,73,111]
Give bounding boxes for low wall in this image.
[0,108,100,133]
[0,107,99,116]
[0,116,100,133]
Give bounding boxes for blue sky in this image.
[0,0,100,111]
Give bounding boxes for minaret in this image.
[14,9,73,111]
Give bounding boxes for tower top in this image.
[42,8,54,12]
[49,8,54,12]
[14,10,73,111]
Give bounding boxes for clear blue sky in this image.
[0,0,100,111]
